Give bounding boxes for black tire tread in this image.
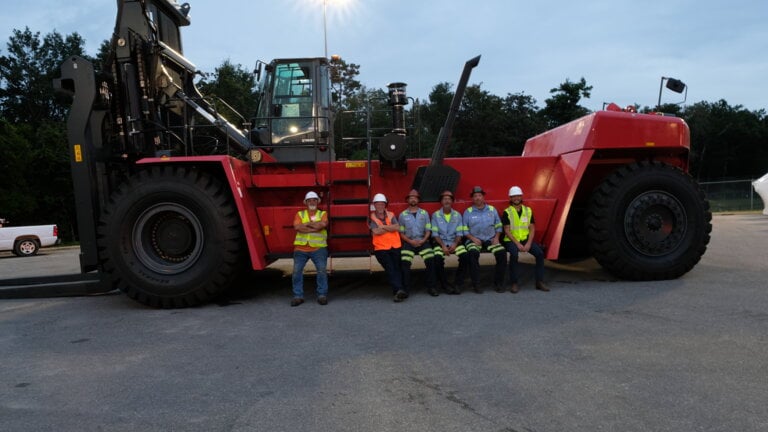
[97,166,244,308]
[586,161,712,280]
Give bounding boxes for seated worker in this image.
[461,186,507,293]
[502,186,549,293]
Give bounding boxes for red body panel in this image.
[138,110,691,269]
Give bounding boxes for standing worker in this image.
[399,189,438,296]
[502,186,549,292]
[291,191,329,306]
[369,193,407,302]
[430,190,467,294]
[462,186,507,293]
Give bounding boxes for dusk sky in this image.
[2,0,766,111]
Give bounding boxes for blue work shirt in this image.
[463,205,502,241]
[431,209,465,244]
[398,208,431,240]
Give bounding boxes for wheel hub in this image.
[133,203,204,274]
[624,191,687,256]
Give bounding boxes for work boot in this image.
[427,287,440,297]
[494,284,504,293]
[535,281,550,292]
[317,296,328,305]
[394,290,408,302]
[509,283,519,294]
[290,298,304,307]
[452,282,462,295]
[472,285,483,294]
[442,281,455,294]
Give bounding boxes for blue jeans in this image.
[505,241,545,283]
[292,248,328,298]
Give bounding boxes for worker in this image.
[369,193,407,302]
[398,189,438,296]
[430,190,467,294]
[502,186,549,293]
[461,186,507,293]
[291,191,329,306]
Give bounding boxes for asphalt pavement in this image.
[1,214,767,431]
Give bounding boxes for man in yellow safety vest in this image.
[291,191,329,306]
[501,186,549,293]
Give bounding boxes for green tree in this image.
[0,27,87,123]
[540,77,593,128]
[0,28,86,239]
[684,100,768,181]
[196,59,258,125]
[329,56,362,105]
[502,92,546,155]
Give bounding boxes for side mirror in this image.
[254,62,263,82]
[666,78,686,93]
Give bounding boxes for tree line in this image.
[1,28,766,241]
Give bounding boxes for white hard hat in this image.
[304,191,321,202]
[372,193,388,203]
[508,186,523,196]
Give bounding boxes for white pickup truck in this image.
[0,219,59,256]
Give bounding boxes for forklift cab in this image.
[253,58,335,163]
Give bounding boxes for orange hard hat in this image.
[405,189,420,200]
[439,190,455,200]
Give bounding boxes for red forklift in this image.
[25,0,710,307]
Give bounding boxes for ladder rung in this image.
[332,178,368,185]
[333,198,369,204]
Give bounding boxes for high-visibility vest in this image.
[294,210,327,248]
[503,205,532,242]
[370,211,402,251]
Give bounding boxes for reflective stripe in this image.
[463,205,501,241]
[399,208,432,239]
[294,210,327,247]
[503,205,532,242]
[371,211,402,250]
[488,243,505,254]
[433,244,467,257]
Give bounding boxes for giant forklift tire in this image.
[13,239,40,257]
[586,161,712,280]
[97,166,244,307]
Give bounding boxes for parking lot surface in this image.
[1,214,767,431]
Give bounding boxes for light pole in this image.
[323,0,328,59]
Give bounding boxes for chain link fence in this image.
[699,179,766,212]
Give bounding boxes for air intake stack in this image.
[379,82,408,166]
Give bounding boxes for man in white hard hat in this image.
[369,193,407,302]
[501,186,549,293]
[291,191,329,306]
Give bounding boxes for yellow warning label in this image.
[74,144,83,162]
[645,142,656,147]
[345,162,366,168]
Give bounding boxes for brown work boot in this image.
[290,298,304,307]
[472,285,483,294]
[509,283,519,294]
[317,296,328,305]
[535,281,550,292]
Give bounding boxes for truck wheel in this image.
[586,161,711,280]
[98,166,244,307]
[14,239,40,256]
